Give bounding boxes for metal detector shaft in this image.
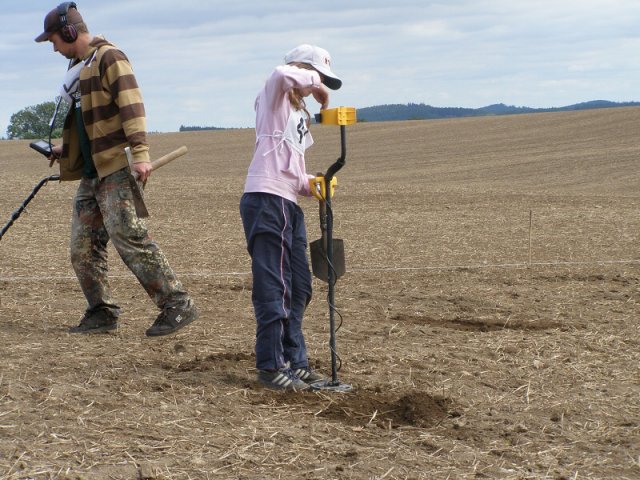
[325,125,346,181]
[324,124,347,385]
[313,107,356,392]
[0,175,60,241]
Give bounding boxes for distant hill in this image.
[356,100,640,122]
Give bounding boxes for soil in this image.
[0,107,639,479]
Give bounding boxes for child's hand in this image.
[311,84,329,110]
[309,175,338,200]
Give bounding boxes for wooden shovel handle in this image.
[150,145,188,171]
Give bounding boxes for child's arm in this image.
[298,83,329,110]
[274,65,322,92]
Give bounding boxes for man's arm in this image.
[101,48,150,166]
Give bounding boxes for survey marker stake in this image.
[311,107,357,393]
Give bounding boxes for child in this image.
[240,44,342,390]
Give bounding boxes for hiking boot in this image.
[69,310,118,334]
[293,367,326,385]
[257,368,310,391]
[145,299,198,337]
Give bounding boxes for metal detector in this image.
[0,146,189,243]
[0,175,60,242]
[310,107,357,393]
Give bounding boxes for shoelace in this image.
[278,368,298,380]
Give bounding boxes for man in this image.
[35,3,198,337]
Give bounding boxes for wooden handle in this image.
[150,145,188,171]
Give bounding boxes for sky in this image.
[1,0,639,134]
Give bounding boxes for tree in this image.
[6,101,69,140]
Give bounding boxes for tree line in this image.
[5,101,68,140]
[6,100,639,139]
[179,125,225,132]
[3,102,230,139]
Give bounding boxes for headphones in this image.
[57,2,78,43]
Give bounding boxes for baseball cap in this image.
[35,4,83,42]
[284,44,342,90]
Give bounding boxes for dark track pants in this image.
[240,192,312,371]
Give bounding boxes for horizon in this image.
[3,99,637,138]
[1,1,639,134]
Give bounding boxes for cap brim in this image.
[313,64,342,90]
[322,76,342,90]
[35,31,51,42]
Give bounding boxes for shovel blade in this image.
[128,175,149,218]
[310,238,345,283]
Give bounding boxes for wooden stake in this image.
[528,210,533,267]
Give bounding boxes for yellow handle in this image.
[310,176,338,200]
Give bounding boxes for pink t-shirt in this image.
[243,65,322,203]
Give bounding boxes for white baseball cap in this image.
[284,44,342,90]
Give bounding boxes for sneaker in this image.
[69,310,118,334]
[294,367,326,385]
[145,299,198,337]
[257,368,310,391]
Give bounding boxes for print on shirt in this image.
[283,109,313,154]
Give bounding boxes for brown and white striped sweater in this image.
[59,36,150,180]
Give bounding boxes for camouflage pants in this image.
[70,168,189,317]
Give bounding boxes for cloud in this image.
[1,0,638,136]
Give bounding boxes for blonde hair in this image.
[287,62,315,125]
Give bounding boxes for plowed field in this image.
[1,107,638,479]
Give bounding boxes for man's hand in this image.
[48,144,62,165]
[132,162,152,182]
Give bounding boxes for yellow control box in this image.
[316,107,357,126]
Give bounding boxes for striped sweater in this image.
[59,36,150,180]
